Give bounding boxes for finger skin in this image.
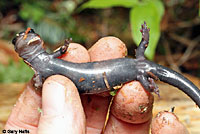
[111,81,154,124]
[38,75,86,134]
[88,36,127,61]
[5,43,90,133]
[81,95,111,134]
[4,82,42,133]
[151,111,189,134]
[60,43,90,63]
[105,115,151,134]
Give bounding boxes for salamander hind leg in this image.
[135,22,160,96]
[135,21,150,60]
[137,74,160,97]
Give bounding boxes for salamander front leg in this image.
[51,38,71,58]
[33,73,43,89]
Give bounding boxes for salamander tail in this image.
[150,62,200,108]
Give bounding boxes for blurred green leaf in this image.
[110,89,118,96]
[80,0,139,10]
[27,20,66,45]
[0,60,34,83]
[152,0,165,21]
[130,0,164,60]
[19,3,45,23]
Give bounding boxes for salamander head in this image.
[12,28,44,60]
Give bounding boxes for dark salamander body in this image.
[12,22,200,108]
[31,55,138,94]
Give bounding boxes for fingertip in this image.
[88,36,127,61]
[111,81,154,124]
[42,75,81,116]
[60,43,90,63]
[39,75,86,133]
[42,75,66,116]
[151,111,189,134]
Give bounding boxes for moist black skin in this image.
[12,22,200,108]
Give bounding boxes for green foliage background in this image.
[0,60,34,83]
[80,0,164,60]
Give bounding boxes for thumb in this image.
[38,75,86,134]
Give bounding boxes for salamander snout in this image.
[12,28,43,58]
[12,28,35,45]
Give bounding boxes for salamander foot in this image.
[51,38,72,58]
[135,21,150,60]
[137,74,160,96]
[33,74,43,89]
[60,38,72,54]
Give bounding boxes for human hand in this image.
[4,37,188,134]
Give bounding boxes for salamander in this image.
[12,22,200,108]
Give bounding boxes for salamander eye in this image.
[28,29,35,33]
